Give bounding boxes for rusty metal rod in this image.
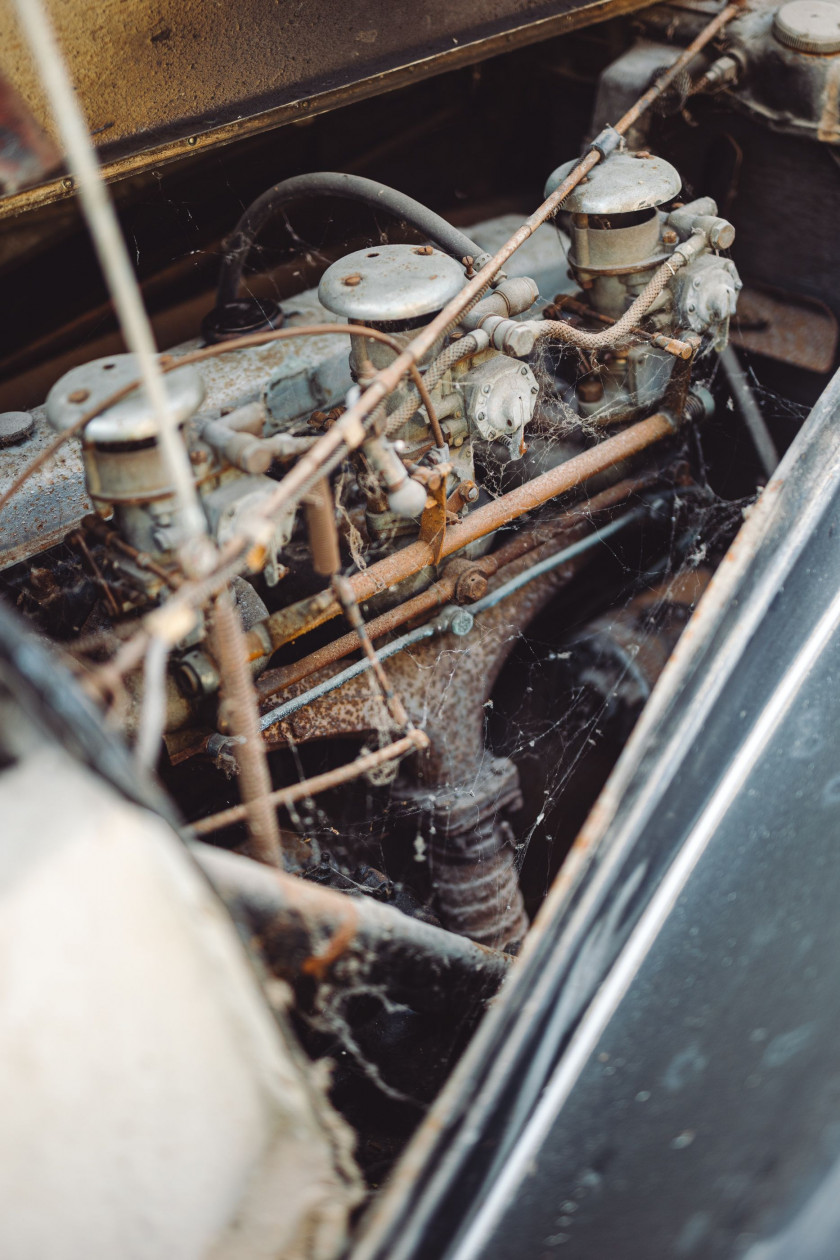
[256,475,652,702]
[257,575,459,701]
[254,500,654,739]
[209,589,284,865]
[267,411,677,648]
[189,731,427,837]
[190,841,513,1011]
[242,1,743,531]
[611,3,743,135]
[332,573,417,736]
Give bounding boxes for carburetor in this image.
[543,148,741,424]
[317,243,541,537]
[44,353,298,595]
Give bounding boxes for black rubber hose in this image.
[216,171,483,308]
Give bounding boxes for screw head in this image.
[476,410,486,422]
[448,608,474,636]
[0,411,35,447]
[343,273,362,286]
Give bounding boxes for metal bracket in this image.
[588,125,623,159]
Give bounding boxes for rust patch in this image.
[731,285,839,375]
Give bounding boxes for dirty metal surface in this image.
[0,408,90,571]
[0,287,347,570]
[730,283,839,374]
[545,150,682,214]
[263,542,586,783]
[0,0,657,219]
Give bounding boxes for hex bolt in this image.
[447,607,475,636]
[662,227,678,246]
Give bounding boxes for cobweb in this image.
[5,170,803,1183]
[201,216,781,1143]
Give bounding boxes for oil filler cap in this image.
[773,0,840,53]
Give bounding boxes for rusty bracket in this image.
[418,463,453,563]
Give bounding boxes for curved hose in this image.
[539,255,685,351]
[217,172,483,308]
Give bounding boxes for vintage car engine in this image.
[0,147,742,946]
[7,0,830,1245]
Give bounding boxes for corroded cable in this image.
[331,573,424,740]
[539,255,686,351]
[385,333,482,437]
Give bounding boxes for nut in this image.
[454,568,489,603]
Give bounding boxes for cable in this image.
[538,255,686,352]
[385,333,482,437]
[216,172,484,308]
[719,344,779,479]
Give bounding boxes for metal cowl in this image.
[45,354,205,444]
[772,0,840,52]
[544,151,681,215]
[318,244,466,324]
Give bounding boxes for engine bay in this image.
[1,0,837,1224]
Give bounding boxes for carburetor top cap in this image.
[318,244,466,323]
[772,0,840,52]
[46,353,205,444]
[544,151,682,216]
